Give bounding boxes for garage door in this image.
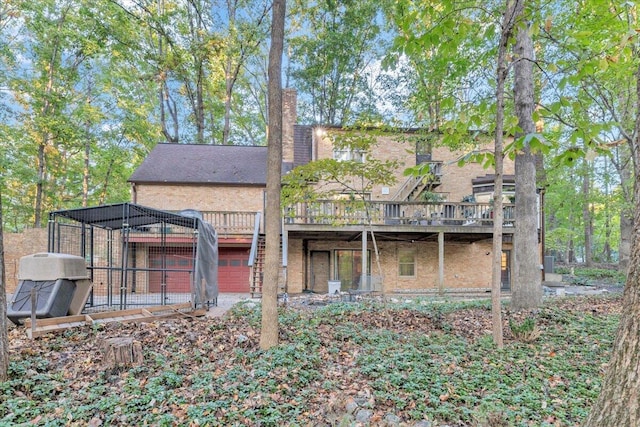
[219,248,250,292]
[149,248,194,293]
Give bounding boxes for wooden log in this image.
[100,337,143,369]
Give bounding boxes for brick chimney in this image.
[282,88,297,164]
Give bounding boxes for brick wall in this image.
[4,228,48,294]
[312,129,516,203]
[134,184,265,213]
[286,237,495,294]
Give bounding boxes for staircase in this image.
[249,236,286,298]
[392,162,443,202]
[250,235,266,297]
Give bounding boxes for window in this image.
[398,249,416,277]
[333,148,364,162]
[335,249,370,290]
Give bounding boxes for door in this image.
[335,250,369,291]
[310,251,330,293]
[501,250,511,291]
[218,248,250,292]
[149,248,194,293]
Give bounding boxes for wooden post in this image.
[438,231,445,294]
[100,337,143,369]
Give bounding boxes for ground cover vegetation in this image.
[2,295,621,426]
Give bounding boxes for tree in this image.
[221,0,271,145]
[387,0,546,314]
[259,0,285,351]
[490,0,524,348]
[585,72,640,426]
[510,5,542,310]
[584,13,640,425]
[282,128,399,205]
[0,184,8,382]
[288,0,387,125]
[538,1,637,270]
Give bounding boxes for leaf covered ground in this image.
[2,295,622,426]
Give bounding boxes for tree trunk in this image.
[100,337,144,369]
[490,0,522,349]
[619,157,633,272]
[222,0,236,146]
[584,47,640,427]
[34,140,46,228]
[511,15,542,310]
[585,173,640,425]
[83,136,90,208]
[582,158,593,266]
[259,0,286,351]
[0,185,9,381]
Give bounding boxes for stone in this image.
[355,409,373,423]
[384,413,402,426]
[344,398,359,414]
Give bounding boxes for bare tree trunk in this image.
[157,0,179,143]
[83,137,90,208]
[222,0,237,146]
[511,14,542,310]
[259,0,286,351]
[619,159,633,271]
[34,140,46,228]
[585,47,640,427]
[0,185,9,381]
[582,158,593,266]
[490,0,522,349]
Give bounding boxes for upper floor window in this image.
[333,148,364,163]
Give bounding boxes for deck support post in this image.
[438,231,444,294]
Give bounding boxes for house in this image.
[129,89,530,296]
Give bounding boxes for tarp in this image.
[179,209,218,305]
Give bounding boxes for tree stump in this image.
[100,337,143,369]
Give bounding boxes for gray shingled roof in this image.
[129,144,267,185]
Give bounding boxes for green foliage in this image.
[288,1,389,125]
[282,128,400,207]
[554,266,626,286]
[509,317,541,343]
[1,296,621,425]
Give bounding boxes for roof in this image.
[49,203,200,230]
[129,143,267,185]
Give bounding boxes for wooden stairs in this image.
[250,235,285,298]
[250,235,266,297]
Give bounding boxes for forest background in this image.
[0,0,637,268]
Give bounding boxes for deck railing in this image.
[201,211,259,235]
[195,202,515,232]
[284,200,515,227]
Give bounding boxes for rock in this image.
[344,398,359,414]
[384,413,402,426]
[355,409,373,423]
[413,421,432,427]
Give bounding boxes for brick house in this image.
[129,89,526,296]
